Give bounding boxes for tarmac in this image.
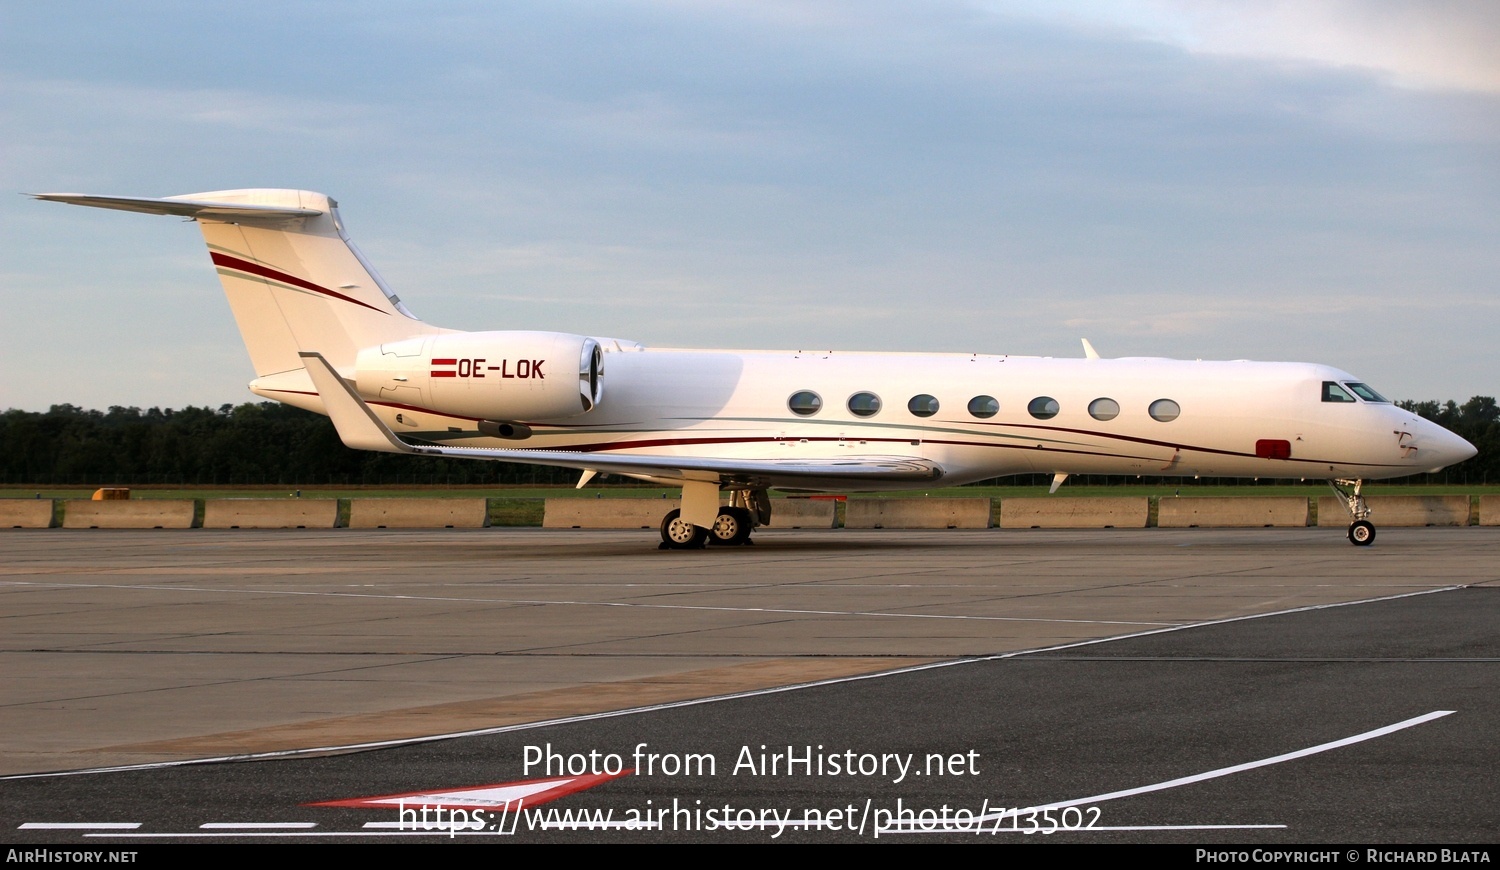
[3,526,1496,779]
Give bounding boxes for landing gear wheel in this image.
[1348,520,1375,546]
[709,507,754,546]
[660,509,707,549]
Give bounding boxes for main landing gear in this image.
[1329,478,1375,546]
[659,489,769,550]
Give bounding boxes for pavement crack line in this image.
[1,580,1175,627]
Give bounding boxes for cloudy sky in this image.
[3,1,1497,411]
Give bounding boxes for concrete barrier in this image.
[765,498,837,529]
[349,498,490,529]
[1157,497,1308,528]
[203,499,338,529]
[845,498,990,529]
[999,497,1148,529]
[0,500,54,528]
[543,498,670,529]
[1316,495,1470,527]
[63,499,195,529]
[1480,496,1500,527]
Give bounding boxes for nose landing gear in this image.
[1329,479,1375,546]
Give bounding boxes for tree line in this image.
[0,403,575,486]
[0,397,1494,487]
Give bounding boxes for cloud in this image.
[2,2,1496,409]
[1057,291,1500,340]
[1000,0,1500,94]
[1,75,379,138]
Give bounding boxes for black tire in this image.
[709,507,754,546]
[1348,520,1375,546]
[660,508,707,549]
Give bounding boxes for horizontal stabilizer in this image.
[300,353,413,454]
[29,193,322,221]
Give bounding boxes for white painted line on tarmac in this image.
[965,710,1454,826]
[91,830,517,838]
[876,710,1453,836]
[18,822,140,830]
[969,586,1466,663]
[79,822,1288,839]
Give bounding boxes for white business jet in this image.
[34,189,1476,547]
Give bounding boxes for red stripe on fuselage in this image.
[254,390,1403,469]
[210,252,390,316]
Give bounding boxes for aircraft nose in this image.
[1419,420,1477,472]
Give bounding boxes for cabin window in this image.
[1344,382,1390,403]
[1148,398,1181,422]
[1028,396,1060,420]
[1088,397,1120,421]
[1321,382,1356,403]
[847,392,882,417]
[908,394,939,417]
[788,390,823,416]
[967,395,999,419]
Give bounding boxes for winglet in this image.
[1081,338,1100,360]
[299,352,415,454]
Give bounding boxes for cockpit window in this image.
[1322,382,1356,403]
[1344,382,1390,403]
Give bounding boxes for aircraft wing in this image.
[300,352,944,487]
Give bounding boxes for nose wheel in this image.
[1347,520,1375,546]
[1330,479,1376,546]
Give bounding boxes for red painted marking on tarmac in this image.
[307,770,630,812]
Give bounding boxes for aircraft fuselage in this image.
[298,349,1470,490]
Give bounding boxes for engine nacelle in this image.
[354,331,603,422]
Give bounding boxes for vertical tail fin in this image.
[32,189,438,379]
